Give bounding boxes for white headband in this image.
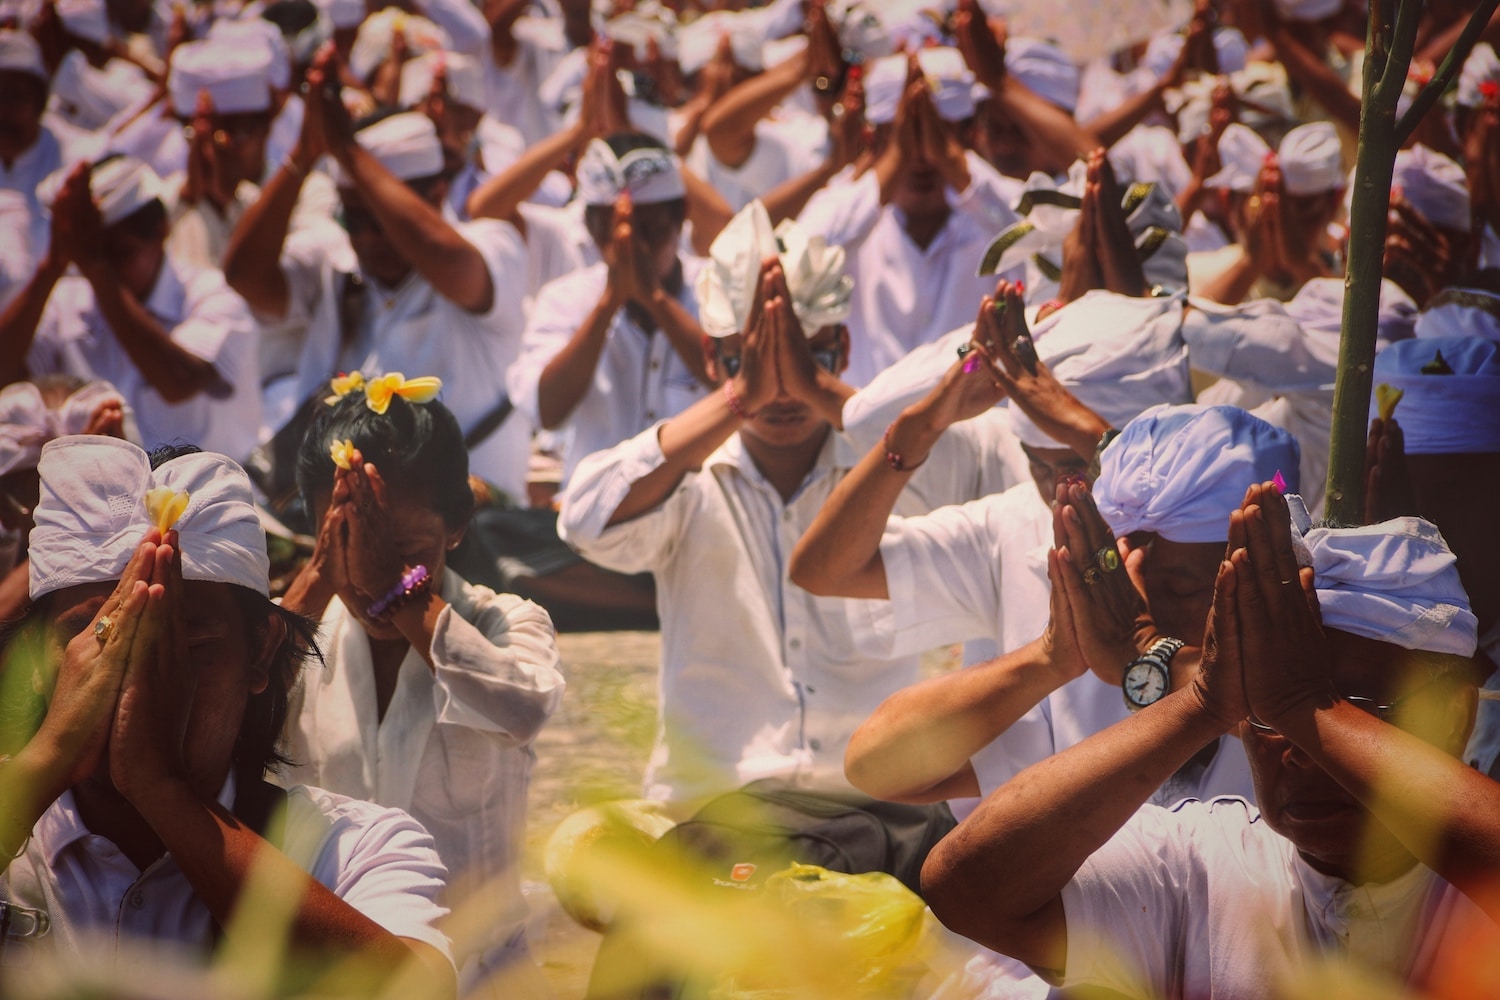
[29,436,270,599]
[0,29,47,82]
[576,138,685,207]
[1205,122,1344,196]
[38,155,172,228]
[696,200,853,339]
[168,38,275,117]
[332,111,445,185]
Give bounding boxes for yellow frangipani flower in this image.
[144,487,190,534]
[330,439,355,471]
[1375,383,1404,423]
[324,370,366,406]
[363,373,443,415]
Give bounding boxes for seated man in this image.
[924,483,1500,997]
[558,204,925,805]
[224,44,528,501]
[0,435,455,995]
[1,155,260,463]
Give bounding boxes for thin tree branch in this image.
[1395,0,1500,147]
[1375,0,1424,101]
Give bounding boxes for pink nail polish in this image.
[962,356,981,374]
[1272,470,1288,494]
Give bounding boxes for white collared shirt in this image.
[281,570,564,975]
[269,218,531,500]
[1060,797,1490,999]
[28,258,261,461]
[559,424,926,803]
[796,153,1022,387]
[508,258,710,486]
[1,775,453,971]
[0,125,61,259]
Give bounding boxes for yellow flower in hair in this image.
[363,373,443,415]
[330,439,355,471]
[144,487,190,534]
[325,370,367,406]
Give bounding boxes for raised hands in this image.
[1383,189,1473,307]
[46,161,102,274]
[604,193,663,310]
[1465,82,1500,237]
[879,55,971,200]
[954,0,1006,91]
[1059,149,1147,301]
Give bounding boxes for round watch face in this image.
[1124,659,1169,709]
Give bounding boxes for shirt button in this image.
[130,890,145,909]
[805,685,816,695]
[650,359,661,371]
[789,638,801,650]
[809,738,822,751]
[782,510,793,521]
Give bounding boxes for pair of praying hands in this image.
[306,448,411,621]
[1239,154,1326,286]
[729,259,839,422]
[1383,189,1475,308]
[45,162,105,277]
[884,54,971,195]
[603,194,666,312]
[291,43,361,172]
[1058,150,1148,303]
[31,532,194,804]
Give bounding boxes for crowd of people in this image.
[0,0,1498,996]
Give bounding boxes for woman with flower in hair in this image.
[280,373,564,998]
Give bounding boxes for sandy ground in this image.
[521,632,961,998]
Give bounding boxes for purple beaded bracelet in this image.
[368,565,431,621]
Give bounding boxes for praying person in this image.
[0,436,456,995]
[924,484,1500,998]
[280,383,563,996]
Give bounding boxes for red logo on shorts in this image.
[730,863,757,882]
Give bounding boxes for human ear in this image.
[247,612,287,695]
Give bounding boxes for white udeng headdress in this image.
[575,138,685,207]
[0,381,133,477]
[29,436,270,599]
[696,200,853,339]
[1283,496,1478,658]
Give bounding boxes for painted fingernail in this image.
[1272,470,1288,494]
[962,355,981,374]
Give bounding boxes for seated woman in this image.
[0,435,455,995]
[280,375,565,997]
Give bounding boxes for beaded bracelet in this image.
[723,380,750,420]
[368,565,432,621]
[883,422,928,473]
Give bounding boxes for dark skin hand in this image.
[1363,416,1419,525]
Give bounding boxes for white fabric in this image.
[1,777,452,966]
[283,570,564,974]
[56,0,108,44]
[684,114,828,213]
[1059,797,1486,999]
[168,38,274,116]
[269,218,532,500]
[337,111,445,184]
[0,124,62,263]
[1007,291,1192,447]
[604,5,677,61]
[480,15,572,146]
[1142,26,1248,80]
[559,426,925,803]
[1169,63,1295,145]
[398,51,486,111]
[575,138,685,207]
[796,155,1022,387]
[832,0,898,62]
[28,435,270,598]
[1458,43,1500,108]
[1370,336,1500,455]
[0,380,129,476]
[0,28,46,79]
[676,10,766,74]
[205,17,292,91]
[1206,122,1344,195]
[1094,403,1302,544]
[1272,0,1341,20]
[167,178,257,270]
[349,8,452,82]
[1416,287,1500,342]
[1385,145,1471,233]
[39,155,171,228]
[1006,36,1080,113]
[318,0,364,30]
[697,200,853,339]
[507,257,708,486]
[47,50,153,136]
[863,47,978,125]
[1285,499,1480,658]
[26,258,261,463]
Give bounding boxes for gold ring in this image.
[94,616,114,643]
[1247,195,1262,213]
[1095,547,1122,573]
[1082,567,1101,585]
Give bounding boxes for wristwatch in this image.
[1122,637,1185,712]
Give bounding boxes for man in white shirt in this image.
[558,208,923,805]
[0,30,62,259]
[796,48,1020,386]
[507,132,711,486]
[225,45,530,501]
[924,485,1500,999]
[0,436,455,994]
[1,155,261,462]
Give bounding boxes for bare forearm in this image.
[0,257,63,384]
[1193,248,1261,306]
[467,120,584,222]
[646,289,712,387]
[1083,81,1166,149]
[339,146,493,312]
[223,161,305,318]
[484,0,529,67]
[1267,26,1360,131]
[764,160,843,225]
[605,388,741,527]
[84,268,217,402]
[681,168,733,256]
[701,52,806,167]
[996,78,1098,169]
[280,563,339,621]
[536,296,617,429]
[847,638,1071,802]
[924,687,1226,943]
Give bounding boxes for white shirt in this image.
[28,258,261,462]
[508,258,710,485]
[481,16,574,145]
[1,776,453,970]
[685,114,829,212]
[270,218,531,500]
[0,124,61,259]
[558,425,927,803]
[796,154,1021,387]
[1060,797,1493,999]
[281,570,564,978]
